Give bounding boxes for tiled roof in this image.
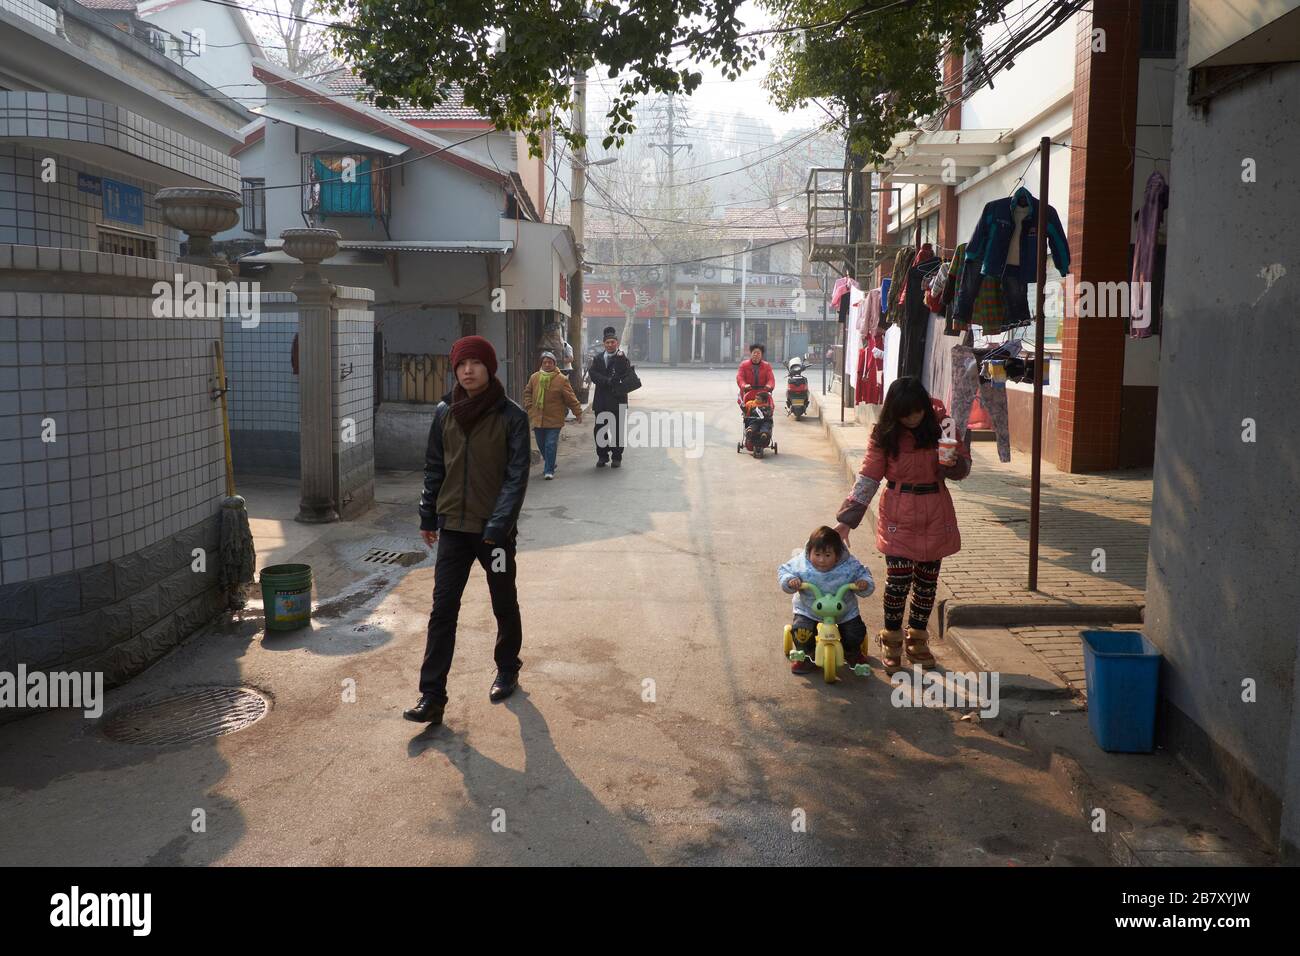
[719,206,806,237]
[326,73,490,122]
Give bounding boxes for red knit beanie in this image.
[449,335,498,378]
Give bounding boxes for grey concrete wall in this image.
[1144,7,1300,855]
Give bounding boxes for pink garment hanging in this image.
[863,287,883,337]
[830,275,858,310]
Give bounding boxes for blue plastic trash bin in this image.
[1081,630,1161,753]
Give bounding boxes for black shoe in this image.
[611,459,622,468]
[403,696,445,723]
[489,672,519,703]
[596,460,607,468]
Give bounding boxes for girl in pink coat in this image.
[834,377,971,674]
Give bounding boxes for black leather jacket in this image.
[418,391,531,541]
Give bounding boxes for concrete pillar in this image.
[1057,2,1142,472]
[281,228,341,523]
[155,187,241,282]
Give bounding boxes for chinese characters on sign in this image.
[102,178,144,226]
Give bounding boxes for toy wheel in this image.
[773,443,779,455]
[736,442,742,453]
[782,626,794,657]
[794,410,805,420]
[824,645,839,684]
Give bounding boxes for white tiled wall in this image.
[0,143,179,256]
[0,278,226,584]
[223,294,299,433]
[334,289,374,504]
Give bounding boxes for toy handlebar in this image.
[798,581,864,603]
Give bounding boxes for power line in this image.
[587,236,801,269]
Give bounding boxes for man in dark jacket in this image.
[586,325,633,468]
[404,335,531,724]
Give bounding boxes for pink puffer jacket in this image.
[840,399,971,562]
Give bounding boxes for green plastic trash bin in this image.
[260,563,313,631]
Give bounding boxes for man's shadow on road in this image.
[405,690,650,865]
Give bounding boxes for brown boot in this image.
[905,627,938,670]
[878,628,905,675]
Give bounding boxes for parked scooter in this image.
[785,357,810,419]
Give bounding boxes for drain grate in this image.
[102,687,270,746]
[361,548,424,567]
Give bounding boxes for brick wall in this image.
[1057,3,1141,472]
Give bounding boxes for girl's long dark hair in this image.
[871,376,940,458]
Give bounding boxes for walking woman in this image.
[524,351,582,479]
[833,376,971,674]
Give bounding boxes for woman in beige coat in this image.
[523,352,583,479]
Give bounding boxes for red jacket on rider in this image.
[736,358,775,405]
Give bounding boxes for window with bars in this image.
[242,178,265,234]
[96,226,157,259]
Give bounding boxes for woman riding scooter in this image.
[737,344,776,457]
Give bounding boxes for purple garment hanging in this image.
[1131,171,1168,338]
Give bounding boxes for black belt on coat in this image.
[886,481,939,495]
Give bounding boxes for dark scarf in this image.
[450,376,505,432]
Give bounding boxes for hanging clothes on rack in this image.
[954,186,1070,333]
[862,286,883,338]
[884,246,915,326]
[1131,170,1168,339]
[860,329,885,405]
[944,242,968,334]
[897,247,941,379]
[832,275,859,324]
[949,343,1012,462]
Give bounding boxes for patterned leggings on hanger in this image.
[884,556,943,631]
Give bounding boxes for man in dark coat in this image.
[586,325,633,468]
[404,335,531,725]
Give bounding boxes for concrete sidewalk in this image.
[807,389,1274,865]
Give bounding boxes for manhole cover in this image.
[361,548,424,567]
[102,687,270,746]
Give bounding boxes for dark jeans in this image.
[534,427,560,474]
[792,614,867,653]
[419,529,522,701]
[594,406,625,462]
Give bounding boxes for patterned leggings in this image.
[883,556,943,631]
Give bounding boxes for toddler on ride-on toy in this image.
[777,526,875,678]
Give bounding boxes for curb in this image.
[944,602,1145,629]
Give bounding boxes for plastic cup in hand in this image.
[938,437,958,466]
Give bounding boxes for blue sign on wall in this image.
[102,178,144,226]
[77,173,101,195]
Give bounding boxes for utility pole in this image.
[739,236,752,362]
[651,93,690,366]
[569,68,588,395]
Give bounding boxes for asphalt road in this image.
[0,368,1108,866]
